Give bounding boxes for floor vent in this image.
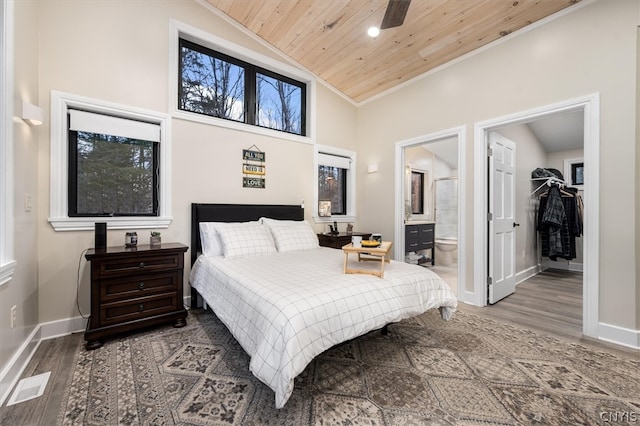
[6,372,50,406]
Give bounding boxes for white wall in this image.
[33,0,358,324]
[357,0,638,331]
[0,0,40,400]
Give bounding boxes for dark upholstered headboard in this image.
[190,203,304,265]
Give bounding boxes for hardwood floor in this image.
[0,331,82,425]
[461,268,583,338]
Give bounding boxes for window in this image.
[67,110,160,217]
[49,91,172,231]
[571,163,584,185]
[314,146,356,222]
[170,20,315,144]
[563,157,584,190]
[318,165,347,215]
[179,38,306,136]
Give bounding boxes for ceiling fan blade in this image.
[381,0,411,30]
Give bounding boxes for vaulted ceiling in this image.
[205,0,582,103]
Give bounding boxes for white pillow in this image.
[217,222,277,259]
[199,222,225,257]
[261,218,319,252]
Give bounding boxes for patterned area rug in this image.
[57,309,640,425]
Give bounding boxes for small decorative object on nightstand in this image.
[84,242,188,350]
[150,231,161,246]
[125,231,137,248]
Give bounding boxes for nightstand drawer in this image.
[100,272,179,302]
[100,293,178,326]
[98,254,181,277]
[406,241,419,251]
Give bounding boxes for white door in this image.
[488,132,517,303]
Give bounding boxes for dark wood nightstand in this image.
[84,242,188,350]
[318,232,371,249]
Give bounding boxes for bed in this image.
[189,203,458,408]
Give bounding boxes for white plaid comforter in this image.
[189,247,457,408]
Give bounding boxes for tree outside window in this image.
[179,39,306,136]
[69,132,158,216]
[318,165,347,215]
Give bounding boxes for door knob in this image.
[513,222,520,227]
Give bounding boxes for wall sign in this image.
[243,145,266,188]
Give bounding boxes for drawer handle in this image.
[138,262,145,268]
[139,304,144,311]
[138,282,145,290]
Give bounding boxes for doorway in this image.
[394,126,467,301]
[473,94,600,338]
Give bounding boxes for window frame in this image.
[179,39,307,136]
[49,91,172,231]
[314,145,356,223]
[0,0,16,285]
[170,20,316,145]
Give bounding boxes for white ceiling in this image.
[526,110,584,153]
[423,110,584,168]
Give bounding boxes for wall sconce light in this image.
[367,163,379,173]
[22,101,44,126]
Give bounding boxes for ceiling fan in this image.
[381,0,412,29]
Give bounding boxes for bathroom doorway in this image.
[394,126,467,300]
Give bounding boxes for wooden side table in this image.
[84,242,188,350]
[342,241,393,278]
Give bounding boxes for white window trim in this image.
[0,0,15,285]
[168,19,316,145]
[313,144,356,223]
[49,91,172,231]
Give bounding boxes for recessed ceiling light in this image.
[367,26,380,38]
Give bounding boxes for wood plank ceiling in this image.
[206,0,581,103]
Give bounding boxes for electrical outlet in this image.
[10,305,17,329]
[522,250,526,259]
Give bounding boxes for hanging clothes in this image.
[537,184,582,261]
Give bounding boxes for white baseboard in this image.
[542,259,584,272]
[515,264,545,285]
[39,315,87,340]
[0,325,42,407]
[598,322,640,350]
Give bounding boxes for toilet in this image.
[435,238,458,266]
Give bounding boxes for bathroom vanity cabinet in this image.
[405,223,435,265]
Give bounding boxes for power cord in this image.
[76,248,90,319]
